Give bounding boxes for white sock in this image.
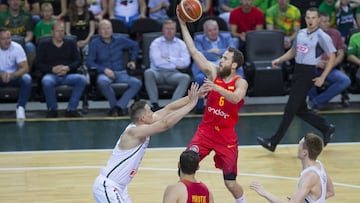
[236,194,245,203]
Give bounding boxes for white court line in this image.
[0,165,359,189]
[1,142,359,154]
[1,143,359,190]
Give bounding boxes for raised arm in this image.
[125,83,200,141]
[178,17,217,80]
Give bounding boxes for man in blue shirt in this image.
[144,19,191,111]
[87,19,142,116]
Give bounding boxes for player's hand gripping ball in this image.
[177,0,203,23]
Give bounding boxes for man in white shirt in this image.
[0,27,32,119]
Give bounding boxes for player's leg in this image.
[186,126,213,160]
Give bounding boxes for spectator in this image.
[346,30,360,90]
[308,12,351,110]
[147,0,170,25]
[335,0,360,40]
[192,19,243,114]
[39,0,67,20]
[65,0,96,61]
[35,21,87,118]
[319,0,337,28]
[108,0,146,28]
[251,133,335,202]
[0,0,37,70]
[0,0,40,23]
[163,150,214,203]
[229,0,264,48]
[218,0,240,28]
[144,19,191,111]
[87,19,142,116]
[34,2,56,41]
[0,28,32,119]
[88,0,108,22]
[266,0,301,49]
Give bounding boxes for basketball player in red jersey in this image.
[163,150,214,203]
[178,15,248,203]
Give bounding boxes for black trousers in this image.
[271,63,330,145]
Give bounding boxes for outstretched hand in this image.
[249,181,267,197]
[188,82,200,104]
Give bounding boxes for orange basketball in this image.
[177,0,203,23]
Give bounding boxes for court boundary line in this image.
[0,142,359,154]
[0,165,358,189]
[0,144,359,189]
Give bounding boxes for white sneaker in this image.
[16,106,26,120]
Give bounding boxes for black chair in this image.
[139,32,184,99]
[87,34,131,101]
[244,30,290,96]
[35,35,89,111]
[110,19,128,34]
[130,18,161,34]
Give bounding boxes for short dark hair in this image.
[228,47,244,69]
[303,133,323,160]
[307,7,320,16]
[129,100,147,122]
[179,150,200,175]
[319,11,329,18]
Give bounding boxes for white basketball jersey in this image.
[100,123,150,189]
[298,160,327,203]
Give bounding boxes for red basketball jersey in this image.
[180,179,210,203]
[202,75,244,128]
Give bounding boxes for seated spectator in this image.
[0,28,32,119]
[108,0,146,28]
[218,0,240,28]
[147,0,170,25]
[335,0,360,40]
[35,21,87,118]
[65,0,96,61]
[0,0,37,70]
[266,0,301,49]
[192,19,243,114]
[144,19,191,111]
[319,0,337,28]
[253,0,277,13]
[0,0,40,23]
[39,0,67,20]
[346,29,360,90]
[87,19,142,116]
[34,3,56,41]
[308,12,351,110]
[88,0,108,22]
[229,0,264,48]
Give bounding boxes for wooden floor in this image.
[0,144,359,203]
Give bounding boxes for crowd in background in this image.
[1,0,360,119]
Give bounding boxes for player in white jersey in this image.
[93,83,202,203]
[250,133,334,203]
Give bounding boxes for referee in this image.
[257,7,336,152]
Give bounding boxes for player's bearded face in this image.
[218,64,231,78]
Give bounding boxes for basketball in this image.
[177,0,203,23]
